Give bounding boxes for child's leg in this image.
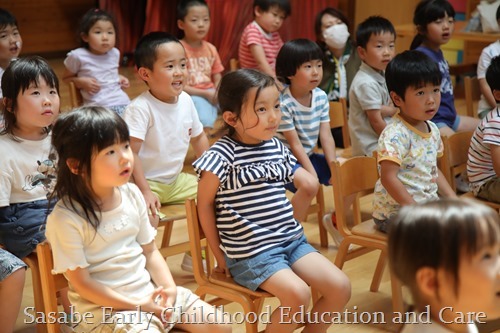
[148,173,197,205]
[259,268,313,333]
[456,115,480,132]
[175,299,232,333]
[291,252,351,333]
[0,266,26,333]
[291,167,319,222]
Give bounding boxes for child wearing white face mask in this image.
[314,7,361,149]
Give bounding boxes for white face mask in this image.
[323,23,350,49]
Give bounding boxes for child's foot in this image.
[455,174,470,193]
[322,211,343,247]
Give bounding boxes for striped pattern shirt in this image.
[276,87,330,155]
[193,136,303,259]
[238,21,283,72]
[467,107,500,194]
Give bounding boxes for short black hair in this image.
[385,50,441,101]
[177,0,209,20]
[356,16,395,49]
[276,39,323,85]
[254,0,291,17]
[0,8,17,30]
[497,2,500,22]
[134,31,182,70]
[486,56,500,98]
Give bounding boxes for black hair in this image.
[254,0,291,17]
[388,198,499,305]
[314,7,350,48]
[385,50,442,101]
[78,8,117,49]
[177,0,209,20]
[410,0,455,50]
[1,56,59,136]
[218,69,278,137]
[276,38,324,85]
[486,56,500,99]
[0,8,17,30]
[497,3,500,22]
[134,31,182,70]
[356,16,396,49]
[51,106,130,231]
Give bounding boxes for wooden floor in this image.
[13,58,498,333]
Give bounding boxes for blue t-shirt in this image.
[416,46,457,128]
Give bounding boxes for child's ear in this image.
[357,46,366,60]
[254,6,263,17]
[222,111,238,127]
[177,19,185,31]
[137,67,151,82]
[493,89,500,103]
[80,33,89,43]
[66,158,80,175]
[415,266,439,299]
[390,91,403,107]
[2,97,12,112]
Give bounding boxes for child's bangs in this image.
[93,114,130,153]
[423,1,455,23]
[458,205,500,258]
[16,62,59,94]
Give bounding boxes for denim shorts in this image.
[0,248,26,281]
[0,199,54,259]
[225,233,317,291]
[285,153,331,193]
[434,115,460,131]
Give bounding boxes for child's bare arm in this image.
[197,171,227,272]
[436,168,457,198]
[62,67,101,95]
[184,85,216,103]
[142,240,177,305]
[318,122,337,163]
[249,44,275,77]
[380,160,416,205]
[478,78,497,109]
[212,73,222,89]
[129,137,161,215]
[191,132,210,158]
[380,104,398,118]
[282,130,317,179]
[366,109,387,136]
[119,74,130,89]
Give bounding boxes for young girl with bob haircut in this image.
[62,8,130,115]
[0,55,60,331]
[194,68,350,333]
[388,198,500,333]
[47,106,230,333]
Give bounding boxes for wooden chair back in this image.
[68,81,84,109]
[36,242,69,333]
[464,76,481,118]
[185,199,273,333]
[329,99,351,149]
[229,58,240,71]
[438,131,474,192]
[330,156,404,313]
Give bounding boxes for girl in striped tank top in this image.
[194,69,351,333]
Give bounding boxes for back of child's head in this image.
[314,7,350,46]
[355,16,395,49]
[388,198,499,304]
[51,106,130,229]
[497,3,500,23]
[177,0,209,20]
[254,0,291,17]
[1,56,59,135]
[410,0,455,50]
[385,50,441,100]
[134,31,182,70]
[275,38,323,85]
[78,8,117,49]
[0,8,17,30]
[218,69,277,136]
[486,55,500,94]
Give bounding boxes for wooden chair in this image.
[36,242,69,333]
[329,99,351,150]
[330,156,404,313]
[464,76,481,118]
[185,199,273,333]
[157,204,191,258]
[438,131,500,211]
[229,58,240,71]
[68,81,84,108]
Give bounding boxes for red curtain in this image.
[99,0,339,69]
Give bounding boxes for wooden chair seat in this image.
[461,191,500,211]
[351,220,387,241]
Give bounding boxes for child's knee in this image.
[280,283,311,309]
[298,177,320,198]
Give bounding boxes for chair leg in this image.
[334,240,350,269]
[316,187,328,248]
[370,250,386,292]
[161,221,174,248]
[390,271,405,314]
[23,254,47,333]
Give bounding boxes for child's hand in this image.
[142,189,161,225]
[78,77,101,95]
[140,287,176,327]
[119,75,130,89]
